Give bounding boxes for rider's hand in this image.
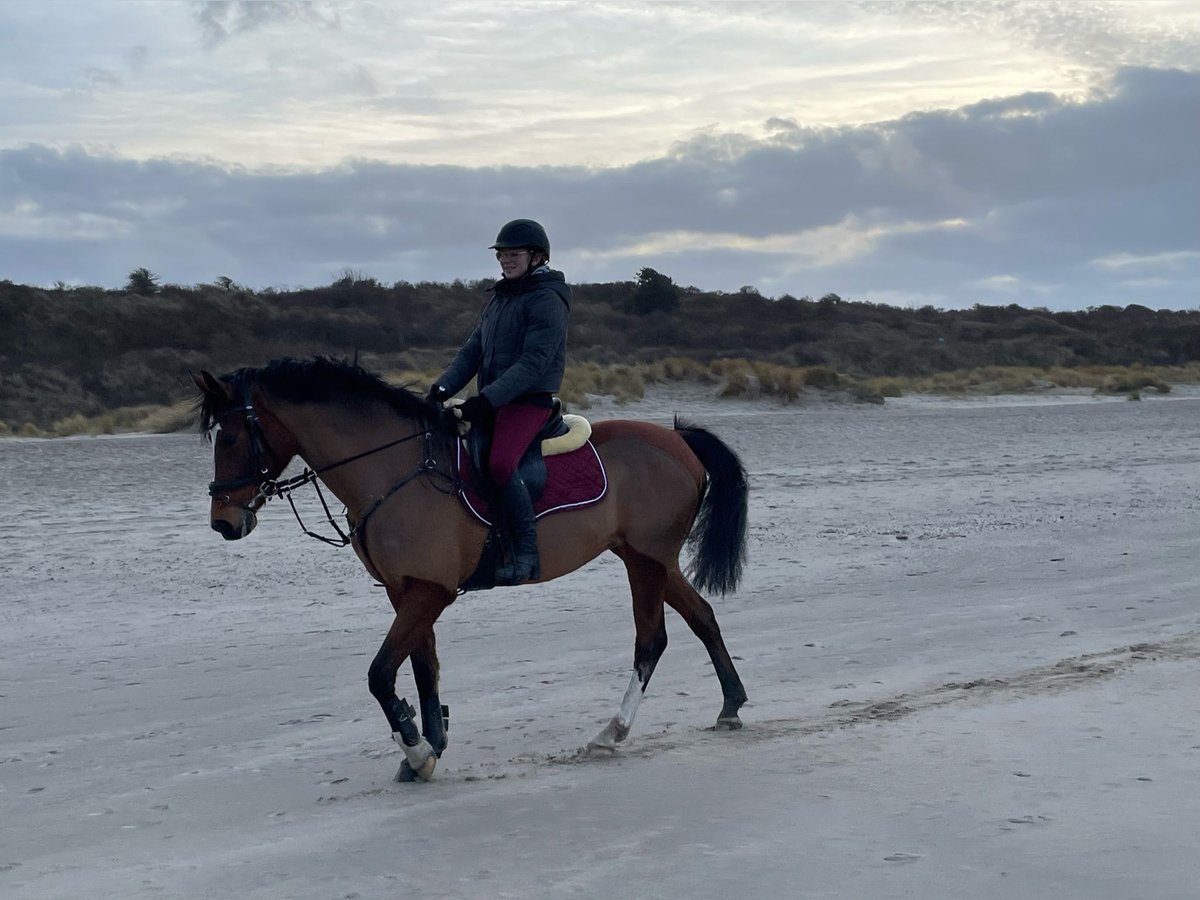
[456,394,494,425]
[426,383,449,404]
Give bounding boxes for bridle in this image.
[207,383,280,504]
[207,382,459,548]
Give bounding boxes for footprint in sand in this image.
[1003,815,1053,830]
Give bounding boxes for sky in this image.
[0,0,1197,310]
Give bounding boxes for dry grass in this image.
[651,356,711,382]
[139,401,200,434]
[706,359,807,402]
[43,401,199,437]
[560,362,646,408]
[864,378,904,398]
[882,364,1182,397]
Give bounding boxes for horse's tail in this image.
[675,417,748,596]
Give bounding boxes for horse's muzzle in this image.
[211,508,257,540]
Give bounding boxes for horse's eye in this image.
[217,430,238,449]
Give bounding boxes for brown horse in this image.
[194,357,748,781]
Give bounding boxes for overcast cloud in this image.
[0,1,1197,309]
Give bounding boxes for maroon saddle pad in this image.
[456,438,608,526]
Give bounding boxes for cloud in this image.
[75,66,121,97]
[1091,250,1200,271]
[124,44,150,73]
[192,1,340,49]
[1,67,1196,311]
[878,1,1200,72]
[6,1,1195,171]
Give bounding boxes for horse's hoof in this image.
[586,738,618,755]
[587,716,629,754]
[394,736,438,781]
[414,755,438,781]
[715,716,743,731]
[395,757,438,782]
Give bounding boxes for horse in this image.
[193,357,749,781]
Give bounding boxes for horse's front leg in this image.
[367,578,453,782]
[393,626,450,783]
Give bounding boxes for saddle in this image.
[450,402,608,591]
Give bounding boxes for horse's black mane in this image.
[197,356,448,434]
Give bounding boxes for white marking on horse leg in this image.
[588,672,645,752]
[393,732,438,781]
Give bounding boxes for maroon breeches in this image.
[488,403,553,486]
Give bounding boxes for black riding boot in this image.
[494,476,539,585]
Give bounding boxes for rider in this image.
[427,219,572,584]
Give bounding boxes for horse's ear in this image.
[193,370,230,399]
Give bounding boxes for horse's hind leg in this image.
[367,578,453,781]
[664,569,748,729]
[589,548,668,752]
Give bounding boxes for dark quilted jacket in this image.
[437,269,572,408]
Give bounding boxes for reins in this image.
[279,428,459,549]
[270,430,426,547]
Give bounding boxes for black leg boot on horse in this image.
[494,475,539,585]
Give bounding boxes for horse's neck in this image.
[278,402,425,507]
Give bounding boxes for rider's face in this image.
[496,249,531,279]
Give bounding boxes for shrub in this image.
[717,367,752,398]
[849,384,886,404]
[869,379,903,398]
[802,366,840,389]
[51,413,94,436]
[599,364,646,403]
[125,267,160,296]
[629,268,681,315]
[559,362,646,406]
[1098,373,1170,394]
[657,356,709,381]
[752,362,803,402]
[139,401,199,434]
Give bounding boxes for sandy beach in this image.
[2,387,1198,899]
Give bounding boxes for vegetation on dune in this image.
[863,364,1183,398]
[2,269,1200,435]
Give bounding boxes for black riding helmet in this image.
[489,219,550,257]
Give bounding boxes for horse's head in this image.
[193,370,297,541]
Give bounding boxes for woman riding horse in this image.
[427,218,570,585]
[197,357,748,782]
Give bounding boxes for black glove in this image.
[426,383,449,404]
[457,394,494,426]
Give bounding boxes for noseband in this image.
[207,383,458,548]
